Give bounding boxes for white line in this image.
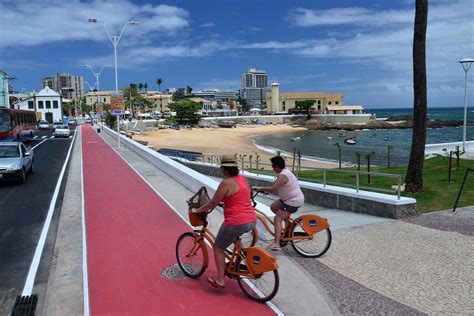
[41,136,47,139]
[33,136,38,139]
[22,128,78,296]
[80,127,91,316]
[99,133,285,315]
[32,139,48,150]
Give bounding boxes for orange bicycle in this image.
[250,190,332,258]
[175,189,280,302]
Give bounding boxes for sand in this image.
[134,124,338,169]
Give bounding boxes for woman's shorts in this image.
[278,199,300,214]
[215,221,256,249]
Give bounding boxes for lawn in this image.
[251,156,474,213]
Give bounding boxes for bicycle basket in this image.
[186,187,211,226]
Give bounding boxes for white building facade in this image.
[18,87,63,123]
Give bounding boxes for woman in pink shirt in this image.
[195,155,256,288]
[254,156,304,251]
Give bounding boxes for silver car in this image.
[0,142,34,184]
[53,125,71,138]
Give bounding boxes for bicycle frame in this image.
[188,219,256,278]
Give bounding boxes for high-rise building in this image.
[240,68,268,107]
[42,72,84,100]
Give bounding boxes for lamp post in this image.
[88,19,139,94]
[459,58,474,152]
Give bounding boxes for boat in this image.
[218,120,236,128]
[338,130,345,137]
[384,137,391,141]
[290,136,301,142]
[344,136,356,145]
[327,136,332,140]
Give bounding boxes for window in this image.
[336,101,339,105]
[318,100,321,105]
[282,105,286,111]
[46,101,51,109]
[28,101,34,109]
[282,101,286,105]
[38,101,44,109]
[328,101,332,105]
[103,98,106,102]
[53,101,58,108]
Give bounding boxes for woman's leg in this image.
[213,247,226,285]
[270,210,290,248]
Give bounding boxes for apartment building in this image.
[42,73,84,100]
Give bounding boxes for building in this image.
[267,83,344,113]
[0,69,10,108]
[142,92,173,112]
[17,87,63,123]
[42,73,84,100]
[85,91,115,110]
[240,68,269,107]
[325,105,364,114]
[192,89,239,102]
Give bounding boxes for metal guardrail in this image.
[453,168,473,212]
[170,153,403,199]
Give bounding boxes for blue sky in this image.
[0,0,472,109]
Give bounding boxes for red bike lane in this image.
[81,125,276,315]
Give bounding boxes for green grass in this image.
[249,157,474,213]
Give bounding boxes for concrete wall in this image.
[311,114,371,124]
[425,140,474,155]
[202,114,370,125]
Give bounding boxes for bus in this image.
[0,108,38,142]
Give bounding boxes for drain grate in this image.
[160,264,189,280]
[11,294,38,316]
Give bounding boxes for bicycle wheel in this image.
[236,258,279,302]
[290,222,332,258]
[176,232,208,278]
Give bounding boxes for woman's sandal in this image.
[207,276,225,288]
[267,245,281,252]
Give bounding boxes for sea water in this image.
[252,107,474,166]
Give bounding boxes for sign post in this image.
[111,109,124,148]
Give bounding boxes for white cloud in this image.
[200,22,215,27]
[0,0,189,49]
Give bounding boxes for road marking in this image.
[41,136,47,139]
[32,139,48,149]
[33,136,38,139]
[22,127,78,296]
[80,127,91,316]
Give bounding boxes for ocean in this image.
[252,107,474,166]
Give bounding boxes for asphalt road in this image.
[0,128,76,311]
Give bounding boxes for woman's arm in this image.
[254,174,288,193]
[195,180,229,213]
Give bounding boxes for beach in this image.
[135,124,338,169]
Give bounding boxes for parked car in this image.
[38,120,51,130]
[68,118,78,126]
[85,117,92,124]
[53,125,71,138]
[0,142,34,184]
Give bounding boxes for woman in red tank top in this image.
[195,155,256,288]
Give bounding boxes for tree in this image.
[186,85,193,95]
[138,83,143,92]
[334,142,342,169]
[405,0,428,193]
[238,96,250,113]
[144,83,148,93]
[295,99,316,119]
[156,78,163,114]
[168,99,202,124]
[63,102,74,116]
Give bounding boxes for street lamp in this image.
[459,58,474,152]
[83,65,104,114]
[88,18,139,94]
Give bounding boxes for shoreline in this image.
[135,124,339,169]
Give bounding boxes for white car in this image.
[0,142,34,184]
[53,125,71,138]
[38,120,51,130]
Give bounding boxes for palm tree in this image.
[138,83,143,92]
[156,78,163,115]
[405,0,428,193]
[144,83,148,93]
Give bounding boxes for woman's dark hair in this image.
[221,166,239,176]
[270,156,285,169]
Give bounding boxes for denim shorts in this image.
[215,221,256,249]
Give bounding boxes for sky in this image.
[0,0,472,109]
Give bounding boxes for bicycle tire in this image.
[236,257,279,302]
[290,221,332,258]
[176,232,208,278]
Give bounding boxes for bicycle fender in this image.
[296,214,330,235]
